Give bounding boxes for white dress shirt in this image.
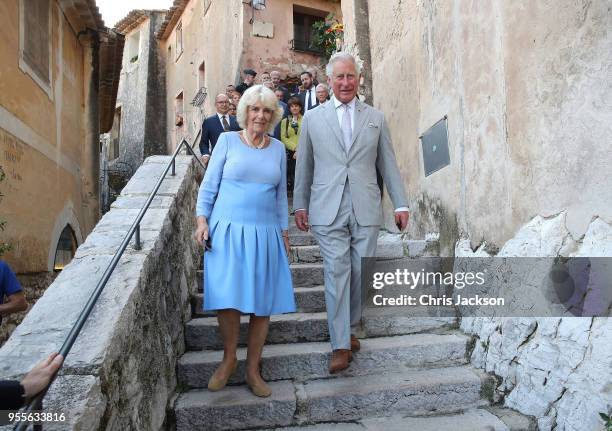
[328,96,408,213]
[304,88,317,111]
[217,113,230,128]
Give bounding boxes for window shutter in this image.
[23,0,50,84]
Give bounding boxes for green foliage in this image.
[311,14,344,60]
[600,411,612,431]
[0,166,12,257]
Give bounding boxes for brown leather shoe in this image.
[329,349,352,374]
[350,334,361,352]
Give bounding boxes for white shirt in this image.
[217,113,230,127]
[296,96,408,214]
[304,87,317,111]
[332,96,356,132]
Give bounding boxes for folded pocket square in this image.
[368,122,378,128]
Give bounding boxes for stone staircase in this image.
[173,214,531,430]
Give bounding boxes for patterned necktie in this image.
[341,104,352,152]
[222,115,230,131]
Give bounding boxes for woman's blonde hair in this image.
[236,85,284,133]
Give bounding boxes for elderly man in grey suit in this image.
[294,52,409,373]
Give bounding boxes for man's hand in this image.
[21,352,64,399]
[394,211,409,231]
[295,209,309,232]
[200,155,210,166]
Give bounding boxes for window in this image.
[19,0,52,95]
[126,30,141,64]
[175,21,183,60]
[109,107,122,160]
[54,225,77,271]
[292,8,325,54]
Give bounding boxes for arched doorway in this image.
[53,225,78,271]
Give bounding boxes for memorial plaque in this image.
[421,116,450,177]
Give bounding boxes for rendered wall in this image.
[0,0,99,273]
[342,0,612,254]
[0,155,201,430]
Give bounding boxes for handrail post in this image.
[171,158,176,176]
[134,223,141,250]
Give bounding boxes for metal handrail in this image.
[14,130,204,431]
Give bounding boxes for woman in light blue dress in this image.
[194,85,295,397]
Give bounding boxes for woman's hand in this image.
[282,231,290,257]
[195,216,209,246]
[292,152,297,160]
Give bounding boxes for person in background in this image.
[308,66,320,87]
[279,97,303,192]
[298,71,318,113]
[0,260,27,325]
[270,70,290,102]
[194,85,295,398]
[260,71,271,85]
[226,84,236,98]
[271,89,289,141]
[235,69,257,95]
[231,91,241,106]
[0,352,64,410]
[315,83,330,105]
[199,94,241,165]
[228,102,237,117]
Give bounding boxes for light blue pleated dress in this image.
[196,132,296,316]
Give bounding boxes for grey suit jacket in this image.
[293,98,408,226]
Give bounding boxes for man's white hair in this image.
[325,52,361,77]
[315,83,329,92]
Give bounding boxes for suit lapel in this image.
[323,101,345,152]
[351,99,369,146]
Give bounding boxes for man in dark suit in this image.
[235,69,257,95]
[298,71,319,114]
[199,93,241,165]
[272,88,290,141]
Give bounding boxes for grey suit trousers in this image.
[311,181,379,350]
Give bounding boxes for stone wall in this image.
[0,155,201,430]
[458,214,612,431]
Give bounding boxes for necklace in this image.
[242,130,267,149]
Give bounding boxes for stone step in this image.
[178,332,469,388]
[289,233,317,246]
[192,286,326,317]
[290,263,324,287]
[290,245,321,263]
[361,306,457,336]
[195,264,324,291]
[186,312,329,350]
[174,366,488,430]
[185,308,457,350]
[270,408,511,430]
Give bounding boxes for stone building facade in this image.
[341,1,612,429]
[156,0,341,151]
[0,0,122,340]
[100,10,168,213]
